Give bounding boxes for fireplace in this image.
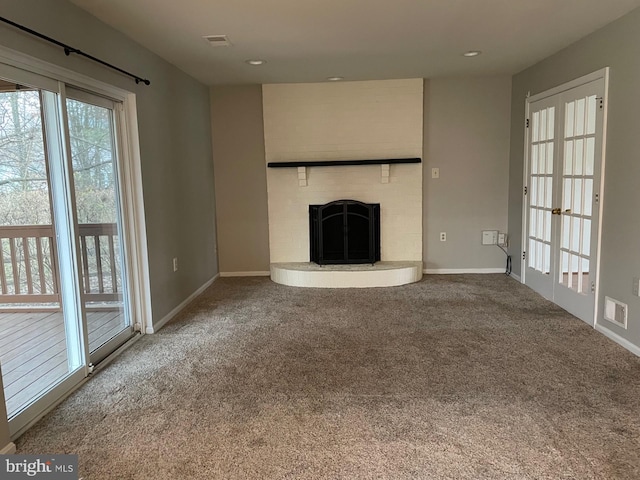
[309,199,380,265]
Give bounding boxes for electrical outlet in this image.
[431,167,440,179]
[172,257,178,272]
[498,233,507,246]
[633,277,640,297]
[440,232,446,242]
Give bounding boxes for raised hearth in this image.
[270,261,423,288]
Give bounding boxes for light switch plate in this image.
[431,167,440,179]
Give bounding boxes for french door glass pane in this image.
[559,95,597,294]
[0,82,73,418]
[65,97,130,353]
[528,105,555,275]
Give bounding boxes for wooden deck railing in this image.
[0,223,122,305]
[0,225,59,303]
[76,223,121,302]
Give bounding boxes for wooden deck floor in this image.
[0,309,126,418]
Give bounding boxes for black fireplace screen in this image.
[309,199,380,265]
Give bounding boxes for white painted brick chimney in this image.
[262,79,423,263]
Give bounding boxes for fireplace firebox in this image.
[309,199,380,265]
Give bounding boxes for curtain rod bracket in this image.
[63,47,79,56]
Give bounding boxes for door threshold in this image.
[92,332,142,374]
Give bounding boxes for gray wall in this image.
[210,77,513,273]
[210,86,270,273]
[508,7,640,348]
[0,0,218,325]
[424,76,512,270]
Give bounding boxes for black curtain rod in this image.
[0,16,151,86]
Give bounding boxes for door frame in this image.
[64,87,136,365]
[521,68,609,327]
[0,45,152,439]
[0,44,152,336]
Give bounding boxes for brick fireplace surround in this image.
[262,78,424,287]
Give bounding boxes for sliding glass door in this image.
[0,65,134,435]
[0,80,83,421]
[66,89,132,364]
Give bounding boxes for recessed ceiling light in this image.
[327,76,344,81]
[245,59,265,65]
[463,51,482,57]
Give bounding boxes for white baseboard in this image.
[595,323,640,357]
[146,274,219,334]
[424,268,506,274]
[509,273,522,282]
[1,442,16,454]
[220,271,270,277]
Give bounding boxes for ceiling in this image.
[68,0,640,86]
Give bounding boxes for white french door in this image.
[524,71,607,325]
[524,95,557,300]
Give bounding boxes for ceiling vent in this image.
[203,35,231,47]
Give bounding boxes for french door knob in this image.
[552,208,572,215]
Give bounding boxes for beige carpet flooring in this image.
[16,275,640,479]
